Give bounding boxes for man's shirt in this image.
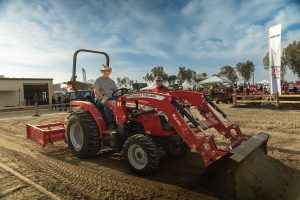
[153,86,170,93]
[93,76,118,98]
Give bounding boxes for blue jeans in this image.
[96,99,115,124]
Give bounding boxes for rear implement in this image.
[26,122,65,147]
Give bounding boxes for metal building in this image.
[0,78,53,107]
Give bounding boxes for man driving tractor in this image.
[93,64,118,130]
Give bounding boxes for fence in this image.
[50,103,70,111]
[0,103,70,113]
[232,93,300,107]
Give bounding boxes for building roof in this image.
[0,77,53,81]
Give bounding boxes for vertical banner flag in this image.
[82,68,87,83]
[269,24,282,95]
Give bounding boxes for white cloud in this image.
[0,0,299,83]
[176,0,300,81]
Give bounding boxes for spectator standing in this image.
[51,96,56,109]
[153,76,169,93]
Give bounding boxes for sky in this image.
[0,0,300,84]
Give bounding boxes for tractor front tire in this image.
[124,134,160,175]
[66,111,101,158]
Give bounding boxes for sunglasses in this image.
[156,80,162,82]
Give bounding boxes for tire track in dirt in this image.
[1,106,299,199]
[0,161,59,200]
[0,164,52,200]
[0,145,214,200]
[0,116,215,200]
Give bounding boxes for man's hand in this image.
[102,96,108,101]
[94,88,107,101]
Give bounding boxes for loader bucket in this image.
[201,132,269,199]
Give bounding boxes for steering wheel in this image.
[111,88,128,99]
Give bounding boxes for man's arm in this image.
[94,88,107,100]
[93,78,107,100]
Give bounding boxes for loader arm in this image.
[116,91,230,167]
[169,91,246,146]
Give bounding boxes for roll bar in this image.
[72,49,110,92]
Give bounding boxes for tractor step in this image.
[26,122,65,147]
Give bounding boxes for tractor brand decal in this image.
[126,93,165,100]
[172,114,182,126]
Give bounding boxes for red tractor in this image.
[27,49,269,197]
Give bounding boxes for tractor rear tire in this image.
[124,134,160,175]
[66,111,101,158]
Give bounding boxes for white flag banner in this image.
[269,24,282,95]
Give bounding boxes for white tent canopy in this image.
[140,82,169,91]
[182,80,196,90]
[198,76,232,85]
[257,80,270,85]
[190,79,196,86]
[140,82,156,91]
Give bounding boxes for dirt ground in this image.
[0,104,299,200]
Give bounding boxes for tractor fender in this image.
[70,101,106,137]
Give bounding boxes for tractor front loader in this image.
[26,49,269,199]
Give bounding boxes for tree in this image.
[116,77,133,87]
[177,67,196,82]
[143,73,154,82]
[117,77,122,86]
[219,65,238,83]
[167,75,177,84]
[235,60,255,83]
[87,79,95,84]
[212,74,220,77]
[262,52,287,80]
[282,40,300,78]
[194,72,208,82]
[187,69,197,82]
[177,67,187,82]
[201,72,208,79]
[263,52,269,70]
[151,66,168,80]
[143,66,168,82]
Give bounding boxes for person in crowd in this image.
[63,96,69,111]
[208,85,213,94]
[57,95,62,111]
[153,76,169,93]
[57,95,62,104]
[252,85,257,94]
[51,96,56,109]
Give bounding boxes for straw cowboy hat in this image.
[100,64,112,74]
